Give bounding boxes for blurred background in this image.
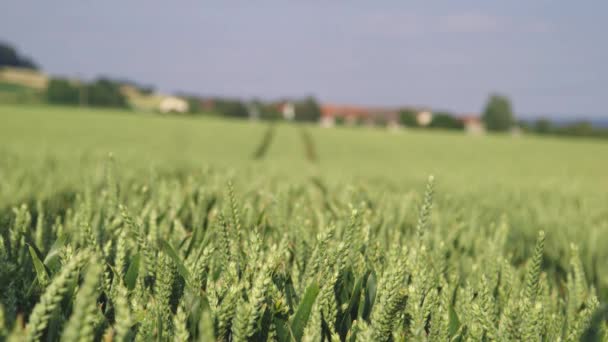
[1,0,607,137]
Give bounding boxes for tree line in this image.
[46,78,129,108]
[520,118,608,139]
[396,94,514,131]
[182,95,322,122]
[3,42,607,138]
[40,79,608,138]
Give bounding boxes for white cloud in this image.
[359,10,551,37]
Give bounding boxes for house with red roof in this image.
[320,104,399,127]
[459,115,485,135]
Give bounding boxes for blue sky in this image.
[1,1,607,118]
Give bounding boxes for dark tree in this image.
[557,121,594,137]
[257,102,281,121]
[399,109,418,127]
[294,96,321,122]
[430,112,464,130]
[534,118,553,134]
[186,97,202,114]
[482,94,514,131]
[85,78,128,108]
[46,78,80,105]
[213,98,249,118]
[0,42,38,70]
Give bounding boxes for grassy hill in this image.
[0,67,47,104]
[0,68,173,110]
[0,67,48,90]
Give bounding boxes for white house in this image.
[279,102,296,120]
[159,96,189,114]
[416,110,433,126]
[320,115,335,128]
[247,104,260,121]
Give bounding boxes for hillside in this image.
[0,68,178,111]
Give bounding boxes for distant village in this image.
[318,104,487,135]
[2,40,607,139]
[0,64,495,134]
[167,95,493,135]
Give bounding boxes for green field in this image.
[0,82,44,104]
[0,104,607,340]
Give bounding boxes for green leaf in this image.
[273,316,293,342]
[450,325,466,342]
[44,234,69,270]
[284,276,298,311]
[28,244,49,284]
[156,313,163,342]
[342,273,365,327]
[290,282,320,342]
[256,208,267,227]
[186,195,216,257]
[160,239,190,282]
[449,305,460,338]
[124,253,140,290]
[362,272,377,320]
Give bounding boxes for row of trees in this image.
[396,95,516,131]
[480,96,608,138]
[187,96,322,123]
[1,43,140,109]
[41,76,608,140]
[46,77,322,119]
[46,78,128,108]
[398,109,465,129]
[522,119,608,139]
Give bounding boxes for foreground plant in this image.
[0,171,605,341]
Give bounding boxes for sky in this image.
[1,1,607,118]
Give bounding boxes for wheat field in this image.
[0,104,607,341]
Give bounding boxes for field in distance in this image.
[0,104,607,340]
[1,104,606,189]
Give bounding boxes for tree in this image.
[482,94,514,131]
[294,96,321,122]
[429,111,464,130]
[46,78,80,105]
[186,97,202,114]
[214,98,248,118]
[398,109,418,127]
[85,78,128,108]
[533,118,553,134]
[259,102,282,121]
[0,42,38,70]
[557,121,594,137]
